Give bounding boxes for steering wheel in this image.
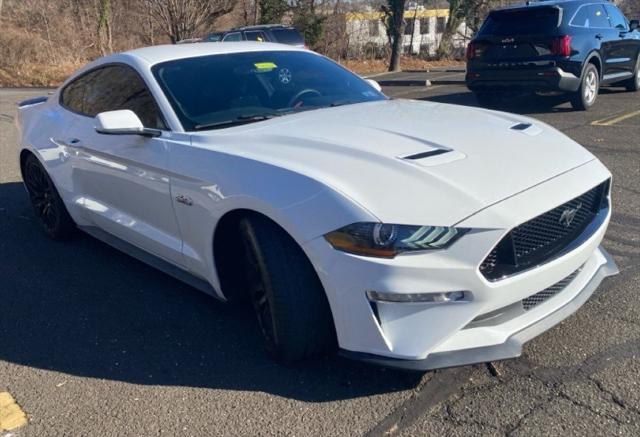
[288,89,321,107]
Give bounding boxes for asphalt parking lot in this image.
[0,73,638,436]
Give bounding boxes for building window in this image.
[368,20,379,37]
[419,18,430,34]
[404,19,415,35]
[436,17,446,33]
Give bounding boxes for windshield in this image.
[480,7,560,36]
[152,51,385,131]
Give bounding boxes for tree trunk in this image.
[437,0,463,59]
[388,0,406,72]
[408,7,418,56]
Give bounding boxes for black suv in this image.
[202,25,306,48]
[466,0,640,110]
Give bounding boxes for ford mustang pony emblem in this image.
[559,203,582,227]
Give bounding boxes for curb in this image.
[377,79,432,87]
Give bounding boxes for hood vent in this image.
[403,149,450,160]
[511,123,533,131]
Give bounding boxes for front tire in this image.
[22,154,75,239]
[239,215,336,362]
[571,64,599,110]
[624,55,640,92]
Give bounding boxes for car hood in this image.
[192,99,595,225]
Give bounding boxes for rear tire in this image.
[571,64,599,110]
[624,55,640,92]
[22,154,75,239]
[474,92,502,108]
[239,215,336,362]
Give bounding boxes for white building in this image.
[345,5,470,57]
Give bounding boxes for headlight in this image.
[324,223,468,258]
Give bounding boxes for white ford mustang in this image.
[17,43,618,370]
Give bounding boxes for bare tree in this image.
[96,0,113,55]
[436,0,462,59]
[144,0,235,43]
[381,0,406,72]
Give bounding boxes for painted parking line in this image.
[591,109,640,126]
[0,392,27,431]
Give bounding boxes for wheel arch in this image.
[211,208,326,305]
[19,148,37,178]
[584,52,603,79]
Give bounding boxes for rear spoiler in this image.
[18,96,48,108]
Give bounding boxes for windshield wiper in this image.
[329,99,356,107]
[194,113,279,130]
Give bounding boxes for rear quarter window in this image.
[61,76,87,113]
[480,7,560,36]
[570,5,591,27]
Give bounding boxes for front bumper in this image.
[466,67,581,93]
[302,160,614,369]
[339,246,618,371]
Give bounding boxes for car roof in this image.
[120,42,303,66]
[230,24,295,31]
[495,0,609,12]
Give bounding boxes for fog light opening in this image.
[365,290,470,303]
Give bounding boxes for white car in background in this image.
[16,43,617,370]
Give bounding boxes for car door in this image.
[61,64,185,266]
[583,4,620,78]
[604,4,639,75]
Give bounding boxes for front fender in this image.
[167,140,377,293]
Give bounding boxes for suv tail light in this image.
[466,42,477,61]
[550,35,572,57]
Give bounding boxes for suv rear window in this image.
[480,7,560,36]
[270,28,304,45]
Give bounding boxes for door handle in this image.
[60,138,83,148]
[595,34,604,40]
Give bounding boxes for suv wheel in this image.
[624,55,640,92]
[571,64,599,111]
[474,92,502,108]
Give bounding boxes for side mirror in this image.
[95,110,161,137]
[630,20,639,31]
[365,79,383,93]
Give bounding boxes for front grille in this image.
[480,180,609,281]
[466,266,584,329]
[522,267,582,311]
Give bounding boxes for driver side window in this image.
[605,5,629,31]
[61,64,167,130]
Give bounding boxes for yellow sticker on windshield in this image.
[254,62,277,71]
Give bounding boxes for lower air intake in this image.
[522,267,582,311]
